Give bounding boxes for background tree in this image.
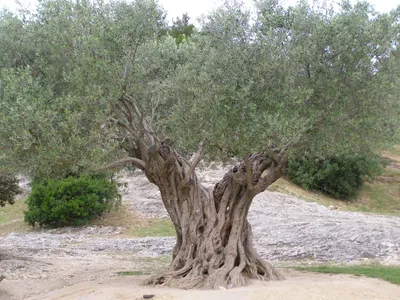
[0,172,22,206]
[169,13,195,45]
[0,0,399,289]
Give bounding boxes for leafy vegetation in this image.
[295,265,400,285]
[24,175,121,227]
[169,13,195,45]
[270,146,400,215]
[0,172,22,206]
[286,155,383,199]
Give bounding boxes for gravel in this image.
[1,167,400,281]
[121,168,400,265]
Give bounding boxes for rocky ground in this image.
[121,168,400,264]
[1,167,400,299]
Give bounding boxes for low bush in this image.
[24,175,120,227]
[286,155,383,200]
[0,172,22,207]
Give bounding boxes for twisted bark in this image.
[109,93,288,288]
[132,141,286,289]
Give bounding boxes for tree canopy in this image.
[0,0,399,180]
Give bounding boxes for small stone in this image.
[219,286,226,290]
[143,295,155,299]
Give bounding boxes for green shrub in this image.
[24,175,121,227]
[286,155,383,200]
[0,172,22,207]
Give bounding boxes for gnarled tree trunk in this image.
[135,142,287,289]
[105,95,288,289]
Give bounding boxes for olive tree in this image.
[0,0,399,289]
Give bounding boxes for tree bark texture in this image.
[134,141,286,289]
[107,95,288,289]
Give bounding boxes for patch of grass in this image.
[106,255,171,274]
[116,270,149,276]
[295,265,400,285]
[0,200,30,236]
[89,204,146,234]
[270,146,400,216]
[0,200,26,224]
[270,177,353,209]
[133,219,175,237]
[352,146,400,215]
[90,204,175,237]
[385,145,400,158]
[355,183,400,214]
[383,167,400,177]
[0,200,176,238]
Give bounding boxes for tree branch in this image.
[142,118,157,145]
[21,50,47,78]
[124,93,142,119]
[109,117,138,138]
[254,162,278,194]
[108,117,149,161]
[254,153,288,194]
[182,142,205,186]
[117,98,133,126]
[244,155,253,191]
[323,50,344,65]
[264,148,279,164]
[150,95,161,124]
[123,93,159,145]
[96,157,146,171]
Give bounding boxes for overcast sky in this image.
[2,0,400,21]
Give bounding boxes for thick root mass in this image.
[144,237,283,289]
[144,221,283,289]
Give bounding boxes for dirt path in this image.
[2,269,399,300]
[1,167,400,299]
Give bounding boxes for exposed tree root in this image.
[144,233,284,289]
[140,147,286,289]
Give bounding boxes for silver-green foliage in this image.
[0,0,170,179]
[165,0,400,158]
[0,0,399,179]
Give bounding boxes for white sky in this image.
[1,0,400,21]
[158,0,400,22]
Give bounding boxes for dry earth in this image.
[1,167,400,299]
[4,269,400,300]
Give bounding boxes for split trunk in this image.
[135,142,286,289]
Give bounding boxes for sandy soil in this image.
[2,269,399,300]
